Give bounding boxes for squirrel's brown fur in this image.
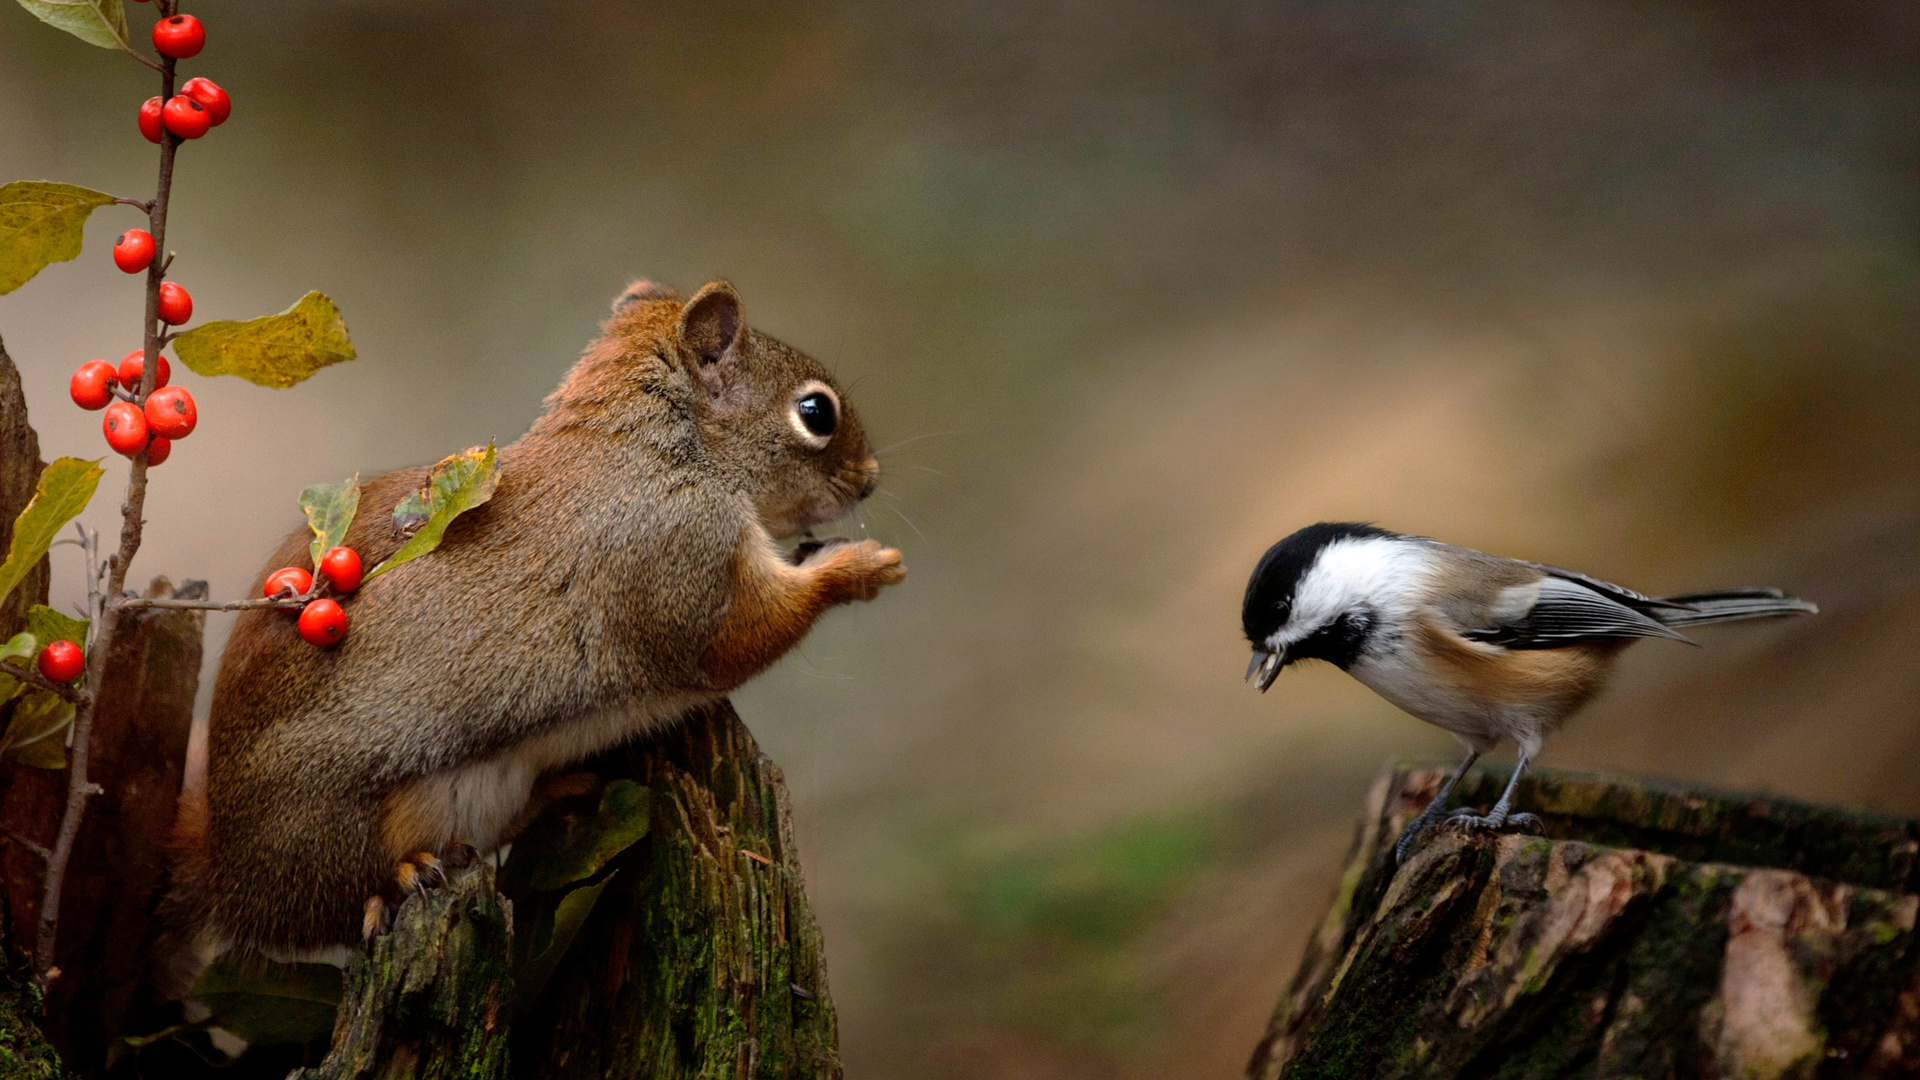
[173,281,903,956]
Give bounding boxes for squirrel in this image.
[171,279,905,957]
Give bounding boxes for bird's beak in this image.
[1246,647,1284,692]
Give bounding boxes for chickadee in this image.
[1241,523,1817,861]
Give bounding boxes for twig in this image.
[111,594,306,613]
[112,197,153,213]
[1,828,52,863]
[0,660,85,704]
[33,48,181,982]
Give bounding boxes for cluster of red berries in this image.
[69,349,195,464]
[262,547,361,647]
[82,10,230,465]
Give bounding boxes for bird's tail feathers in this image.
[1653,587,1818,626]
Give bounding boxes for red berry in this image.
[138,97,164,144]
[145,436,171,466]
[157,282,192,325]
[152,14,205,59]
[298,599,348,647]
[36,640,85,683]
[144,385,197,439]
[117,349,170,392]
[180,77,231,126]
[263,567,313,599]
[103,401,149,456]
[70,361,117,410]
[319,547,364,593]
[114,229,156,274]
[162,96,211,140]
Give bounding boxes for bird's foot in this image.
[1444,807,1543,836]
[1393,807,1448,864]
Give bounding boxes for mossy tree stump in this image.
[312,700,840,1080]
[1250,765,1920,1079]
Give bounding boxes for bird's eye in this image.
[1273,601,1291,619]
[788,382,841,448]
[796,392,836,436]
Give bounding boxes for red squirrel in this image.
[173,280,905,955]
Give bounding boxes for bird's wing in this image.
[1524,561,1693,611]
[1461,575,1692,649]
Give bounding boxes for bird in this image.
[1241,522,1817,862]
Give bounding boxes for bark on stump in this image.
[1250,765,1920,1079]
[504,700,839,1079]
[292,863,514,1080]
[313,700,840,1080]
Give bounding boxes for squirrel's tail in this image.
[1653,587,1819,627]
[151,781,216,999]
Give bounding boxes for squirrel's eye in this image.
[795,391,837,438]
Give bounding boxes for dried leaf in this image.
[516,874,613,1007]
[172,291,356,388]
[2,690,73,769]
[190,954,342,1047]
[526,781,652,892]
[11,0,131,51]
[26,604,87,657]
[0,457,103,608]
[299,476,360,568]
[0,181,116,294]
[366,443,498,581]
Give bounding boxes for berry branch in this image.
[3,0,362,987]
[31,4,186,980]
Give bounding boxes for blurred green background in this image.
[4,1,1918,1075]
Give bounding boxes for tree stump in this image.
[509,699,840,1079]
[1249,765,1920,1079]
[309,700,840,1080]
[292,863,514,1080]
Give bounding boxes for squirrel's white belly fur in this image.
[385,690,715,855]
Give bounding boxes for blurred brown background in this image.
[3,1,1917,1076]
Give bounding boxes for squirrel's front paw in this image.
[811,538,906,602]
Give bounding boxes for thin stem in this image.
[0,661,85,704]
[1,828,52,863]
[33,49,181,982]
[111,595,306,613]
[111,197,153,213]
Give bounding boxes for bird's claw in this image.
[1445,807,1543,835]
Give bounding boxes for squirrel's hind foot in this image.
[362,849,461,944]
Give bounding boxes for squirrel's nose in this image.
[857,458,879,499]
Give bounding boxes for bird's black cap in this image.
[1242,522,1393,643]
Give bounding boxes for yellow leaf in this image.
[0,181,116,294]
[0,457,103,608]
[366,444,498,581]
[172,291,357,388]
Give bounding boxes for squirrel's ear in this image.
[612,279,679,312]
[677,281,744,367]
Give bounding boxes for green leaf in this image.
[366,443,499,581]
[0,457,103,608]
[0,632,35,703]
[11,0,132,53]
[516,874,613,1008]
[2,689,73,769]
[190,954,342,1047]
[26,605,86,656]
[172,291,357,388]
[298,476,360,568]
[526,781,651,892]
[0,181,116,295]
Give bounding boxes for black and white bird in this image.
[1241,523,1817,861]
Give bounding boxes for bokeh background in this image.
[4,1,1918,1075]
